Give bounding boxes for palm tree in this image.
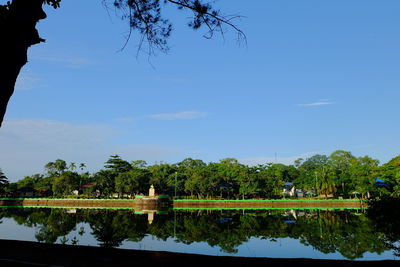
[316,167,336,198]
[0,168,9,193]
[79,163,86,172]
[69,162,77,171]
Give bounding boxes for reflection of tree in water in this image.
[148,209,392,257]
[84,210,148,247]
[0,208,78,244]
[367,198,400,256]
[291,210,388,259]
[34,209,77,243]
[1,207,399,259]
[85,210,127,247]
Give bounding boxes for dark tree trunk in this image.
[0,0,47,127]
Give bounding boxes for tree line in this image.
[1,150,400,199]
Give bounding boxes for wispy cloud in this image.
[30,49,92,68]
[147,111,207,120]
[239,152,318,166]
[298,100,334,107]
[33,55,92,68]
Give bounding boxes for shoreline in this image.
[0,239,397,266]
[0,197,366,209]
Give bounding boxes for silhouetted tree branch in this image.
[0,0,244,127]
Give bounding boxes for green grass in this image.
[173,207,367,210]
[173,198,363,202]
[0,198,136,201]
[0,197,364,202]
[0,205,137,210]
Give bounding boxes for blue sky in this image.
[1,0,400,180]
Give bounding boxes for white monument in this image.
[149,185,155,197]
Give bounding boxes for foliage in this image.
[115,168,150,195]
[0,168,8,193]
[1,208,397,259]
[104,155,132,174]
[4,151,400,199]
[52,171,80,197]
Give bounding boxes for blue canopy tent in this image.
[374,178,388,187]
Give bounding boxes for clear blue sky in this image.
[1,0,400,181]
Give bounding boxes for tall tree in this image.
[52,171,80,196]
[0,0,244,126]
[115,168,150,196]
[148,163,175,194]
[379,155,400,196]
[93,169,115,196]
[350,156,379,198]
[0,168,8,193]
[295,154,329,194]
[328,150,355,196]
[257,164,286,198]
[44,159,67,176]
[104,155,132,174]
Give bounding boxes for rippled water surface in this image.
[0,207,399,260]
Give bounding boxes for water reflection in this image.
[0,207,398,260]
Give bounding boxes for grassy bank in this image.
[0,197,366,209]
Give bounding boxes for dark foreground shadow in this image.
[0,239,398,267]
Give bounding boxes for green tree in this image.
[236,166,258,199]
[79,163,86,172]
[328,150,355,196]
[115,168,150,196]
[16,175,36,190]
[148,163,175,194]
[378,155,400,196]
[68,162,76,172]
[350,156,379,198]
[105,155,132,174]
[294,154,329,195]
[131,160,147,169]
[93,170,115,196]
[45,159,67,176]
[177,158,206,196]
[33,176,53,196]
[183,164,216,198]
[52,171,80,197]
[315,165,336,198]
[0,168,9,193]
[257,164,285,198]
[216,158,242,191]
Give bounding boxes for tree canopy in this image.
[3,151,400,199]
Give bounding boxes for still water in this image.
[0,207,398,260]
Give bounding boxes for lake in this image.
[0,207,398,261]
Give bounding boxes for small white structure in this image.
[149,185,155,197]
[147,211,155,224]
[283,182,295,197]
[283,183,303,197]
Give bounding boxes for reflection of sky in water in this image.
[117,236,398,261]
[0,216,398,261]
[0,219,38,242]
